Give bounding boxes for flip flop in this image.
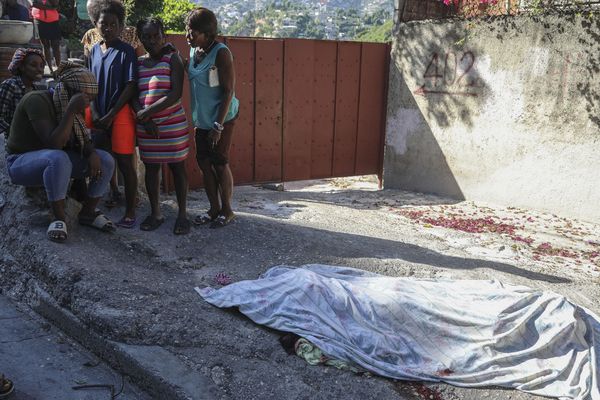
[173,217,191,235]
[115,216,136,229]
[79,211,116,233]
[210,215,235,229]
[193,214,217,225]
[47,220,67,243]
[140,215,165,231]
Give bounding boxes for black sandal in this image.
[140,215,165,231]
[174,217,191,235]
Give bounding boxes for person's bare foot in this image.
[210,213,235,229]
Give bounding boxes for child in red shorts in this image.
[86,0,138,228]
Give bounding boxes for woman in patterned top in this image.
[132,17,190,234]
[0,48,45,139]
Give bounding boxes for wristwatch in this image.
[213,121,224,132]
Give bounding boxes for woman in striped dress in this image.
[132,17,191,234]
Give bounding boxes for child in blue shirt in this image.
[86,0,138,228]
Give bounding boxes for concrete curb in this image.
[30,286,220,400]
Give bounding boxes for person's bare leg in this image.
[198,159,220,218]
[144,163,162,219]
[169,161,190,234]
[40,38,53,73]
[50,199,66,221]
[110,168,119,195]
[168,161,188,220]
[80,196,101,218]
[48,199,66,240]
[214,163,234,219]
[50,39,61,68]
[115,154,137,220]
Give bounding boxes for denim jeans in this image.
[6,149,115,202]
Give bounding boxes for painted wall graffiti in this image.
[414,51,482,97]
[530,49,586,100]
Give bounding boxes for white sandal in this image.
[47,220,67,243]
[79,212,116,233]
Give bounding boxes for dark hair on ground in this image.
[185,7,218,41]
[88,0,126,26]
[136,17,166,39]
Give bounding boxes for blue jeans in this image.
[6,149,115,202]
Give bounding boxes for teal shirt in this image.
[75,0,89,20]
[188,43,239,130]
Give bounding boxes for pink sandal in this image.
[115,216,136,229]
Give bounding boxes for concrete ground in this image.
[1,150,599,399]
[0,295,150,400]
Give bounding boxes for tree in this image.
[124,0,163,26]
[159,0,195,32]
[355,19,392,43]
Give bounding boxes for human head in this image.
[88,0,126,42]
[8,48,45,83]
[55,61,98,100]
[53,62,98,151]
[185,7,218,48]
[136,17,166,56]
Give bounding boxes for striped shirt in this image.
[136,51,189,164]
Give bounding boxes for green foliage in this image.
[221,0,391,41]
[333,8,362,39]
[158,0,195,32]
[227,11,255,37]
[355,19,392,43]
[125,0,163,26]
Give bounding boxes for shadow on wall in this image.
[385,66,465,200]
[472,12,600,129]
[492,12,600,130]
[578,16,600,129]
[384,20,492,198]
[395,20,490,130]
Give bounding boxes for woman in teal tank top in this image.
[186,7,238,228]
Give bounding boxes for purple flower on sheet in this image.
[214,272,232,286]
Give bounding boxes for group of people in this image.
[0,2,239,242]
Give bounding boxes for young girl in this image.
[132,17,190,235]
[81,0,146,60]
[0,48,45,138]
[186,7,239,229]
[85,0,138,228]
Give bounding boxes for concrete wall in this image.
[384,13,600,222]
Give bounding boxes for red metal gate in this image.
[164,35,390,190]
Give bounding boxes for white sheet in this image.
[198,265,599,399]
